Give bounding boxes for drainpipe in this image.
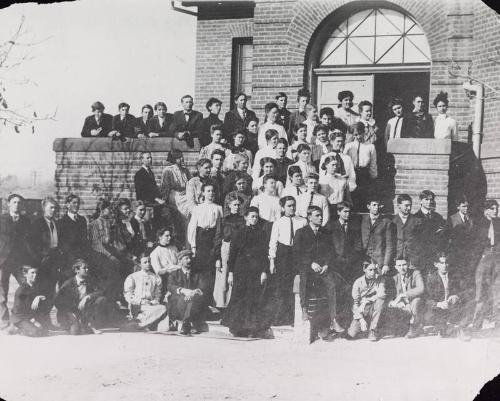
[462,81,484,159]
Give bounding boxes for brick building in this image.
[177,0,499,214]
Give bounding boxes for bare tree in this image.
[0,15,56,133]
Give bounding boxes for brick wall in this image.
[194,18,253,117]
[388,139,452,215]
[53,138,200,217]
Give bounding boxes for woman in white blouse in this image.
[187,183,223,275]
[433,91,457,141]
[319,156,351,217]
[257,102,288,149]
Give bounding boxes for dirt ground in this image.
[0,328,499,401]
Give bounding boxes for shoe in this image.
[368,330,379,342]
[458,328,472,342]
[89,326,103,335]
[193,321,209,333]
[190,327,200,335]
[330,319,345,334]
[179,321,191,336]
[406,325,420,339]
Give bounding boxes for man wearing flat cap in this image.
[0,194,33,330]
[167,249,206,335]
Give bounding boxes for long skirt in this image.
[194,227,217,307]
[222,261,268,335]
[265,243,295,326]
[213,240,232,308]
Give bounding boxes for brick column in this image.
[53,138,200,216]
[387,139,451,216]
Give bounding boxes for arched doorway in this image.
[308,6,432,127]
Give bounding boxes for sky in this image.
[0,0,197,182]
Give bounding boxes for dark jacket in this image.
[293,224,333,272]
[130,217,153,255]
[330,219,362,267]
[169,110,203,139]
[81,114,113,137]
[413,209,446,265]
[167,268,202,293]
[58,214,88,259]
[134,117,151,137]
[200,114,223,146]
[426,270,460,307]
[360,215,395,267]
[392,214,424,265]
[407,111,434,139]
[112,114,137,138]
[134,166,161,204]
[55,276,102,314]
[223,108,257,139]
[30,216,61,262]
[274,157,294,186]
[0,213,33,267]
[11,282,41,324]
[147,114,174,137]
[446,212,476,257]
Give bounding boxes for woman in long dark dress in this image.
[222,206,272,338]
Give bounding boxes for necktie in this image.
[49,220,55,233]
[290,217,294,245]
[242,109,247,120]
[296,187,301,196]
[343,222,348,234]
[308,192,314,207]
[489,220,495,246]
[12,215,19,223]
[393,117,401,139]
[333,152,346,175]
[148,168,154,178]
[356,142,360,168]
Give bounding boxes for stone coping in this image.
[386,138,451,155]
[53,137,201,152]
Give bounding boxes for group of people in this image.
[2,87,492,342]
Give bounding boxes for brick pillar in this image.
[387,139,452,216]
[53,138,200,217]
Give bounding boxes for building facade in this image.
[182,0,500,212]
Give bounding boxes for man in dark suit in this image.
[388,257,425,338]
[329,201,362,283]
[384,98,412,143]
[360,197,395,276]
[223,92,257,139]
[425,253,470,340]
[413,190,446,272]
[200,97,223,147]
[392,194,424,270]
[30,197,63,327]
[293,205,344,333]
[110,102,136,139]
[169,95,203,148]
[470,199,500,329]
[446,196,476,292]
[58,194,89,281]
[55,259,110,335]
[134,152,165,206]
[147,102,174,138]
[0,193,33,329]
[80,101,113,137]
[167,250,206,335]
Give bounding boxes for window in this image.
[319,8,431,67]
[231,38,253,108]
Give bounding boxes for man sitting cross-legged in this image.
[347,261,387,342]
[123,254,167,331]
[425,253,471,341]
[388,257,425,339]
[167,250,206,335]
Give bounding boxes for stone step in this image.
[206,321,294,340]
